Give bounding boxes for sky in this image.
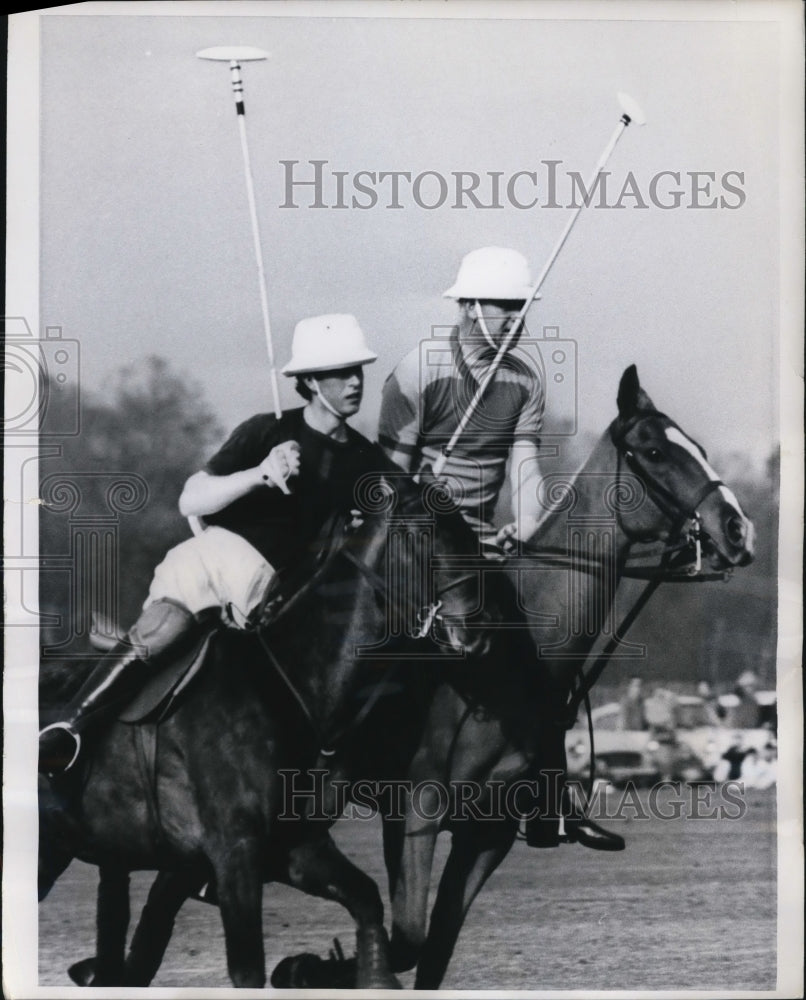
[21,4,798,474]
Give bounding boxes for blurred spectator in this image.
[643,686,677,735]
[731,670,762,728]
[721,733,750,780]
[619,676,646,730]
[742,742,777,789]
[696,680,725,725]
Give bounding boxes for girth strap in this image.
[132,722,165,851]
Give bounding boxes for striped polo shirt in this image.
[378,329,544,526]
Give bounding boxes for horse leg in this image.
[68,868,209,986]
[385,787,443,973]
[283,833,400,989]
[89,866,131,984]
[38,775,79,901]
[209,838,266,988]
[414,821,518,990]
[124,869,206,985]
[38,843,72,902]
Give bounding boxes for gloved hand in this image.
[259,441,301,494]
[494,522,519,553]
[495,516,540,552]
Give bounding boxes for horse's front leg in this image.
[282,832,400,989]
[124,869,206,985]
[94,866,130,984]
[67,868,204,987]
[385,809,441,973]
[208,837,266,988]
[66,866,131,986]
[414,820,518,990]
[38,775,78,901]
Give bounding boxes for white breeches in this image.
[144,526,275,628]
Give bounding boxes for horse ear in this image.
[617,365,641,419]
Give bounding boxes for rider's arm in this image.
[510,438,543,540]
[179,413,301,517]
[179,443,301,516]
[503,362,546,542]
[178,467,265,518]
[377,352,421,473]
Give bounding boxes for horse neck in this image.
[527,429,636,663]
[275,516,403,741]
[535,430,630,551]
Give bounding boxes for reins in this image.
[252,511,475,751]
[542,408,733,804]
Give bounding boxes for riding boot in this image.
[524,690,625,851]
[524,710,567,848]
[39,600,201,774]
[563,809,625,851]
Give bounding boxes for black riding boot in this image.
[524,712,567,848]
[525,690,625,852]
[39,600,200,774]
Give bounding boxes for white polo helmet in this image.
[443,246,538,301]
[281,314,378,376]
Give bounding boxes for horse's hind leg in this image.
[414,821,517,990]
[283,834,400,989]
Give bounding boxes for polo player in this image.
[379,247,623,852]
[39,315,389,775]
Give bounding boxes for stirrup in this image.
[39,722,82,772]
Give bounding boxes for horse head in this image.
[610,365,755,569]
[351,473,497,660]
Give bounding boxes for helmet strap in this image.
[473,301,499,352]
[312,378,343,418]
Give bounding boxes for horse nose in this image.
[465,632,492,659]
[439,619,492,658]
[725,509,754,564]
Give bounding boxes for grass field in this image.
[38,786,777,991]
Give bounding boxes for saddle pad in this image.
[118,629,215,725]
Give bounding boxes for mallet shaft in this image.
[432,111,635,478]
[228,60,282,421]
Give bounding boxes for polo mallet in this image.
[432,92,646,478]
[196,46,283,424]
[196,46,293,501]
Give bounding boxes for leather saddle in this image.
[90,612,217,725]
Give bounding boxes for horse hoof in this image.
[271,953,358,988]
[271,954,321,988]
[68,957,97,986]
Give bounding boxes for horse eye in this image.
[645,448,664,463]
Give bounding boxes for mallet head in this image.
[196,46,269,63]
[617,92,647,126]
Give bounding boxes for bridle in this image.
[608,408,727,578]
[518,408,731,584]
[340,540,480,644]
[531,408,735,802]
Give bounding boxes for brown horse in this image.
[63,366,755,988]
[374,364,755,988]
[38,479,499,989]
